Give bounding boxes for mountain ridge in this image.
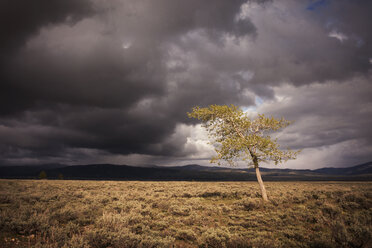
[0,161,371,181]
[1,161,371,181]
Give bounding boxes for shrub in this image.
[321,203,340,219]
[0,180,371,248]
[62,235,90,248]
[38,171,47,179]
[200,191,222,198]
[170,206,191,216]
[50,209,78,224]
[227,235,253,248]
[199,228,231,248]
[176,229,197,241]
[240,199,260,211]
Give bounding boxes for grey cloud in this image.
[0,0,260,165]
[0,0,371,167]
[213,0,371,88]
[0,0,94,115]
[1,0,258,114]
[95,0,259,39]
[0,0,93,55]
[256,75,372,167]
[153,0,372,106]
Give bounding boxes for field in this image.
[0,180,371,248]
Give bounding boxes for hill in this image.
[0,162,371,181]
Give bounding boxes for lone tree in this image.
[188,104,300,202]
[39,170,47,180]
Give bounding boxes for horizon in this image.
[1,0,371,169]
[1,160,371,171]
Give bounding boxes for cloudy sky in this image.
[1,0,371,169]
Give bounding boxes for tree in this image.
[188,104,300,202]
[58,173,64,180]
[39,170,47,180]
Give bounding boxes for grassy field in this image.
[0,180,371,248]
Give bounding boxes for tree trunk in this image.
[255,166,268,202]
[251,153,268,202]
[249,151,268,202]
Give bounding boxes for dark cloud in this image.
[257,76,372,167]
[0,0,93,54]
[0,0,260,164]
[1,0,258,115]
[202,0,372,88]
[0,0,94,115]
[0,0,371,167]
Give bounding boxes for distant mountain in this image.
[0,162,371,181]
[177,164,229,171]
[312,161,372,175]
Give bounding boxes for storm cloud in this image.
[0,0,371,168]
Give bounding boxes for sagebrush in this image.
[0,180,371,247]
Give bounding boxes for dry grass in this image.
[0,180,371,247]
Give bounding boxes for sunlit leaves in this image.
[188,104,300,167]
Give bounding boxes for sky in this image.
[0,0,371,169]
